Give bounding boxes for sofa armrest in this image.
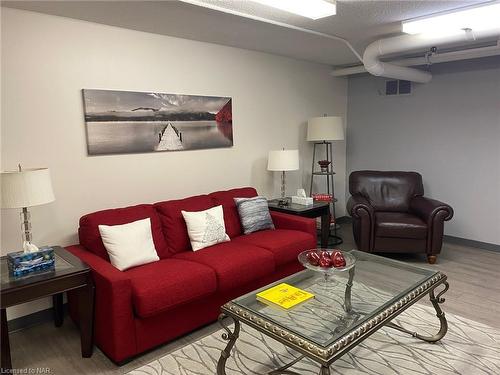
[270,211,317,239]
[66,245,136,363]
[346,195,374,252]
[67,245,130,284]
[410,196,454,224]
[409,197,454,255]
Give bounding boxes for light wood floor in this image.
[7,224,500,374]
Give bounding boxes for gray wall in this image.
[347,57,500,245]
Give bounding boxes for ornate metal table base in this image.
[386,281,449,343]
[344,267,355,313]
[216,274,449,375]
[216,314,240,375]
[267,359,331,375]
[268,355,304,375]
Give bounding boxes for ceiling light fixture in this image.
[253,0,336,20]
[402,2,500,35]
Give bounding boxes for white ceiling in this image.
[1,0,489,66]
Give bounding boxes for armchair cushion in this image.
[375,212,427,239]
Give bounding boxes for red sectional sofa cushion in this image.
[154,195,215,255]
[125,259,217,318]
[79,204,169,260]
[233,229,316,266]
[173,241,275,292]
[209,187,258,238]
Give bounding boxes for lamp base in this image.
[277,198,290,207]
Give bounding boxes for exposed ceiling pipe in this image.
[331,40,500,77]
[362,27,500,83]
[179,0,363,62]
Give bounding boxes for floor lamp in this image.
[307,116,344,245]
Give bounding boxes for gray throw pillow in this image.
[234,196,275,235]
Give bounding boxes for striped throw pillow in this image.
[234,196,275,235]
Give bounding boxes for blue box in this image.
[7,247,55,277]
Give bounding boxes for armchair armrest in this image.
[410,196,454,223]
[270,211,317,240]
[409,197,453,255]
[346,195,375,252]
[66,245,136,363]
[347,195,374,219]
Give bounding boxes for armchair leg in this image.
[427,255,437,264]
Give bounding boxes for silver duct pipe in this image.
[361,28,500,83]
[331,40,500,77]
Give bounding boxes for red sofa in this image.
[67,187,316,363]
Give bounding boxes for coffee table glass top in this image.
[232,250,438,348]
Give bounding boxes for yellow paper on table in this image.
[256,283,314,310]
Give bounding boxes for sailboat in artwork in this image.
[156,123,183,151]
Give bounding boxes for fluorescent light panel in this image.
[402,2,500,35]
[253,0,336,20]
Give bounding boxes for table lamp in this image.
[1,165,55,253]
[267,149,299,206]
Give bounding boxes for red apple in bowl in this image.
[319,257,332,268]
[306,251,320,266]
[331,250,346,268]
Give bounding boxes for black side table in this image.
[1,246,94,370]
[268,199,342,247]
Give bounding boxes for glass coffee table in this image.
[217,250,449,375]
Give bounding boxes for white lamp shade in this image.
[307,116,344,141]
[1,168,55,208]
[267,150,299,171]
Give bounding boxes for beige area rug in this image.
[128,300,500,375]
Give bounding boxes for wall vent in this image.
[385,79,412,96]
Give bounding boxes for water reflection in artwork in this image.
[83,89,233,155]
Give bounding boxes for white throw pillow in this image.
[98,218,159,271]
[181,205,230,251]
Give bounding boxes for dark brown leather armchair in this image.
[347,171,453,264]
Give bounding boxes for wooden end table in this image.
[1,246,94,370]
[268,199,339,248]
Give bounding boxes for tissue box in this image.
[291,196,314,205]
[7,247,55,277]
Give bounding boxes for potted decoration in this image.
[318,160,331,173]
